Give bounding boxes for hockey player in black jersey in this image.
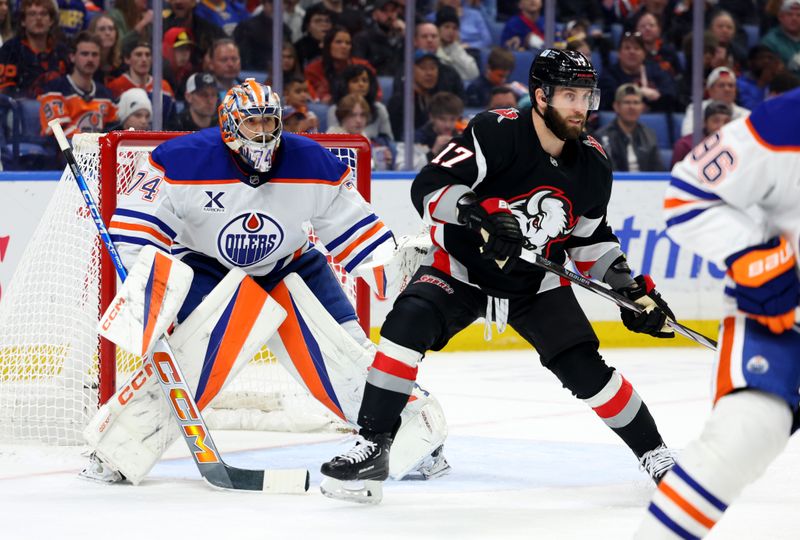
[320,49,676,504]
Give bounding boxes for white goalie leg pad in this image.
[635,390,792,539]
[269,273,448,479]
[83,269,286,485]
[267,273,373,423]
[391,388,449,480]
[98,245,193,357]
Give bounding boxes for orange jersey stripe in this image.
[141,254,172,355]
[196,277,267,410]
[271,281,346,420]
[148,155,166,175]
[714,317,736,403]
[658,481,717,529]
[664,198,698,209]
[332,221,385,265]
[110,220,173,246]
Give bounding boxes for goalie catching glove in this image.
[457,194,524,267]
[725,237,799,334]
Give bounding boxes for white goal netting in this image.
[0,132,370,445]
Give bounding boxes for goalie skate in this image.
[320,432,392,504]
[414,445,451,480]
[78,453,125,484]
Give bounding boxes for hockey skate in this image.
[320,432,392,504]
[78,452,125,484]
[639,444,675,484]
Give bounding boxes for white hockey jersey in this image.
[109,128,392,277]
[664,88,800,273]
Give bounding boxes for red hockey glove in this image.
[618,275,676,338]
[725,237,799,334]
[457,196,524,267]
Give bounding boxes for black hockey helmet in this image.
[528,48,598,99]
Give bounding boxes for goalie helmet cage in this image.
[0,130,372,445]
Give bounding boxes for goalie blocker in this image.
[84,249,448,485]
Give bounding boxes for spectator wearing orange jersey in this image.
[108,33,175,123]
[38,32,116,137]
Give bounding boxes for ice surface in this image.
[1,348,797,539]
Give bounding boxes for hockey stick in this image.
[51,122,309,493]
[517,249,718,350]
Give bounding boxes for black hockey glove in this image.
[457,195,524,267]
[618,275,676,338]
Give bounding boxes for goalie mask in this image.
[219,79,282,173]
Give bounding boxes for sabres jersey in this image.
[665,87,800,271]
[110,128,392,279]
[38,76,117,136]
[414,106,620,297]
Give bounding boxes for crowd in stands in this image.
[0,0,799,172]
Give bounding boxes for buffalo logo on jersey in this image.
[217,212,284,266]
[582,135,607,158]
[509,187,577,257]
[489,108,519,123]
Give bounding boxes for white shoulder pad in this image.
[98,245,193,357]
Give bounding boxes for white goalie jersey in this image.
[108,127,393,277]
[664,88,800,271]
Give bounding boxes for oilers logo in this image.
[745,355,769,375]
[217,212,284,266]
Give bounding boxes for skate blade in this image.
[419,458,451,480]
[77,468,125,485]
[320,477,383,504]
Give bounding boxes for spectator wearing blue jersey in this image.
[195,0,250,36]
[427,0,492,51]
[56,0,87,40]
[737,45,785,111]
[501,0,544,51]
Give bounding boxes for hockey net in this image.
[0,131,372,445]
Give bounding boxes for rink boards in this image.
[0,171,723,350]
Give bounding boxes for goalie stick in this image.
[50,122,309,493]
